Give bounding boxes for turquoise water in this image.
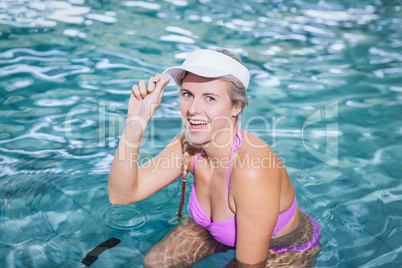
[1,0,401,267]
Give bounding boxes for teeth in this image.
[189,119,208,125]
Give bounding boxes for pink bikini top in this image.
[188,125,297,247]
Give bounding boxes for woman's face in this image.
[179,73,241,146]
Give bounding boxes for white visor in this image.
[161,49,250,90]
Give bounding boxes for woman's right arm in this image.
[108,74,183,205]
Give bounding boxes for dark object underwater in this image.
[80,237,121,267]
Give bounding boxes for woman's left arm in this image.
[231,159,282,266]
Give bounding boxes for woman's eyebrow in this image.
[202,92,220,97]
[180,88,220,97]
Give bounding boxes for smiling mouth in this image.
[188,119,209,132]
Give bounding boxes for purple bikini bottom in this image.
[270,211,321,253]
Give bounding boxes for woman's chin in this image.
[188,137,206,146]
[187,133,209,147]
[183,124,211,146]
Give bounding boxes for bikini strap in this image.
[227,149,234,197]
[192,125,243,196]
[192,148,205,174]
[227,125,243,197]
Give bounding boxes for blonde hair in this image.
[177,48,248,219]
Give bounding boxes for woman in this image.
[108,49,322,267]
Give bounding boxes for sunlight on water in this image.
[0,0,401,267]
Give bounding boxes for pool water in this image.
[1,0,401,267]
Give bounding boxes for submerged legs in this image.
[143,217,233,268]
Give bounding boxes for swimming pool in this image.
[0,0,401,266]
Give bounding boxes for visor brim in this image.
[161,65,229,86]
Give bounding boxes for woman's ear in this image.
[232,103,242,117]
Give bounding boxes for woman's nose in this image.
[188,99,203,114]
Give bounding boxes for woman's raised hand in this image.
[128,74,170,124]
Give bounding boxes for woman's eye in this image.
[182,92,192,98]
[206,96,215,102]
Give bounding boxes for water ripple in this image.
[88,202,165,234]
[0,48,68,58]
[86,13,117,24]
[121,1,161,10]
[0,64,91,82]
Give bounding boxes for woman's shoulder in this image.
[240,129,268,148]
[238,129,281,164]
[232,130,286,184]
